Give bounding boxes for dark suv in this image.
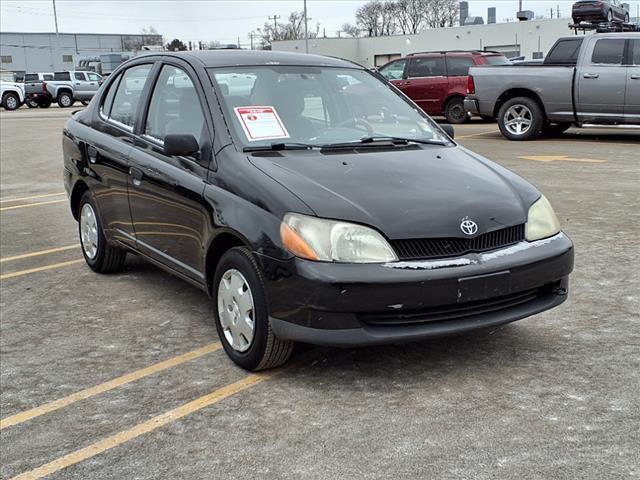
[572,0,630,24]
[378,50,510,123]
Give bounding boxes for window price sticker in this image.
[234,106,290,142]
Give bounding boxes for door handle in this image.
[631,75,640,80]
[75,82,81,85]
[583,73,599,79]
[129,167,144,187]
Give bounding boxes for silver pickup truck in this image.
[464,33,640,140]
[44,71,103,107]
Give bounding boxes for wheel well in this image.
[445,95,465,108]
[205,232,247,293]
[57,88,73,97]
[70,181,88,220]
[493,89,546,119]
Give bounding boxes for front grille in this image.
[391,224,525,260]
[358,286,544,326]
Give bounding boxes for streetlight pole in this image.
[304,0,309,53]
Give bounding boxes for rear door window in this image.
[53,72,71,81]
[591,39,625,65]
[445,56,475,76]
[407,56,446,78]
[545,38,583,65]
[629,39,640,65]
[100,72,121,118]
[24,74,38,82]
[74,72,86,81]
[107,64,152,129]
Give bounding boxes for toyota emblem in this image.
[460,218,478,236]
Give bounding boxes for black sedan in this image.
[572,0,630,24]
[63,51,573,370]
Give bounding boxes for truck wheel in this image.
[39,97,52,108]
[78,191,127,273]
[497,97,544,141]
[213,247,293,371]
[2,92,20,110]
[606,9,613,22]
[57,92,74,108]
[26,98,39,108]
[444,98,469,124]
[542,122,572,136]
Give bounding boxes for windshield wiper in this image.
[243,142,318,152]
[320,136,446,150]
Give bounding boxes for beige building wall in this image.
[273,19,592,66]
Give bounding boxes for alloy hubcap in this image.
[80,203,99,259]
[504,105,533,136]
[217,269,255,352]
[61,95,71,106]
[6,96,17,109]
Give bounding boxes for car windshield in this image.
[208,66,450,148]
[484,55,511,66]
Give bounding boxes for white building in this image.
[273,18,592,66]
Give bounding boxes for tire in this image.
[78,191,127,273]
[80,100,89,106]
[606,9,613,22]
[480,115,495,123]
[624,13,629,23]
[213,247,293,371]
[572,17,580,24]
[26,98,39,108]
[39,97,52,108]
[542,122,572,136]
[2,92,20,110]
[497,97,544,141]
[57,91,74,108]
[444,97,469,124]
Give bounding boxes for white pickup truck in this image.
[1,79,25,110]
[44,71,103,107]
[464,33,640,140]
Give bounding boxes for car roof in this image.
[407,50,504,57]
[150,49,361,69]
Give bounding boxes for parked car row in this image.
[0,70,103,110]
[376,31,639,140]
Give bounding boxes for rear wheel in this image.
[39,97,52,108]
[2,92,20,110]
[57,92,74,108]
[444,97,469,124]
[497,97,544,141]
[606,9,613,22]
[78,191,127,273]
[26,98,39,108]
[213,247,293,371]
[80,100,89,106]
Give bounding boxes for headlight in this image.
[525,195,561,241]
[280,213,398,263]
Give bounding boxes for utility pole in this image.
[237,36,241,49]
[268,15,280,36]
[52,0,59,37]
[303,0,309,53]
[557,4,561,19]
[249,32,255,50]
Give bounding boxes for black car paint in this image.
[572,0,629,23]
[63,50,573,346]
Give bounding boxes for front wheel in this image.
[213,247,293,371]
[606,9,613,22]
[57,92,74,108]
[444,97,469,124]
[2,92,20,110]
[497,97,544,141]
[78,191,127,273]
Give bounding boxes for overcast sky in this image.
[2,0,639,47]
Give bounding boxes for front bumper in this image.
[258,232,574,347]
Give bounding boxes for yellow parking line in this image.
[0,259,84,280]
[0,192,65,204]
[456,130,500,139]
[0,245,80,263]
[0,199,67,212]
[0,343,222,430]
[10,373,269,480]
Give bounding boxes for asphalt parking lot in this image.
[1,107,638,480]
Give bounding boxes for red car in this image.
[378,50,510,123]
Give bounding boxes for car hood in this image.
[248,145,540,239]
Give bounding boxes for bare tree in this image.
[341,23,361,37]
[255,10,319,45]
[394,0,428,34]
[425,0,459,28]
[356,0,398,37]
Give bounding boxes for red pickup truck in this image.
[378,50,510,123]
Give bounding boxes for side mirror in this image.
[441,124,455,139]
[164,134,199,157]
